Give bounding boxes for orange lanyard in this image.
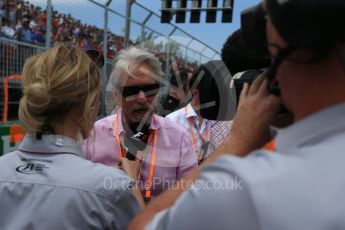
[262,139,276,152]
[113,113,158,202]
[114,114,126,158]
[144,130,158,203]
[184,106,209,152]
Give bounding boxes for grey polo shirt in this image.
[146,102,345,230]
[0,134,140,230]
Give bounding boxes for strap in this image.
[184,106,209,151]
[262,139,276,152]
[114,113,158,202]
[114,114,126,157]
[144,130,158,203]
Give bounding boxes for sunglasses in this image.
[121,83,160,98]
[86,49,104,68]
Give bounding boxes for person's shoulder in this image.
[0,150,20,170]
[0,150,16,160]
[93,115,115,130]
[1,151,133,205]
[64,155,134,201]
[203,151,300,184]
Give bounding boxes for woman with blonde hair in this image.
[0,44,141,229]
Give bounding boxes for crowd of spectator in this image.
[0,0,125,59]
[0,0,199,71]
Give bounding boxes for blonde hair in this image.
[110,46,163,89]
[19,43,101,138]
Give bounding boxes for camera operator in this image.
[130,0,345,229]
[206,28,272,154]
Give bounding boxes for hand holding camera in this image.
[228,73,280,156]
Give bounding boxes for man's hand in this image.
[120,158,145,208]
[121,158,140,180]
[228,73,281,156]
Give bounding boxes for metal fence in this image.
[0,37,45,122]
[0,0,220,122]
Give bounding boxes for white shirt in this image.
[166,103,212,160]
[147,102,345,230]
[1,26,15,38]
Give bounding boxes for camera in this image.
[232,69,265,107]
[197,28,271,121]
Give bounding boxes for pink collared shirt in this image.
[82,110,198,198]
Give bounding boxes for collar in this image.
[185,103,198,118]
[116,109,126,134]
[116,109,161,135]
[18,134,83,157]
[275,102,345,152]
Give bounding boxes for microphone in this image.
[124,123,150,161]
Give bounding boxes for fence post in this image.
[100,1,112,116]
[141,12,153,49]
[185,46,188,63]
[45,0,52,48]
[185,39,193,65]
[124,0,134,48]
[165,39,170,74]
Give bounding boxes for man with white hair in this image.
[83,47,197,202]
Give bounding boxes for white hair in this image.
[110,46,163,89]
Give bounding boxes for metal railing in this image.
[0,0,220,121]
[0,37,45,123]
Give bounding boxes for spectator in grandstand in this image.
[0,4,5,18]
[0,44,141,229]
[83,47,198,202]
[7,0,16,26]
[130,0,345,229]
[17,20,32,43]
[1,18,15,38]
[28,14,40,31]
[14,18,23,33]
[32,28,45,45]
[166,67,213,163]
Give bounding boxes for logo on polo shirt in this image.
[16,163,49,174]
